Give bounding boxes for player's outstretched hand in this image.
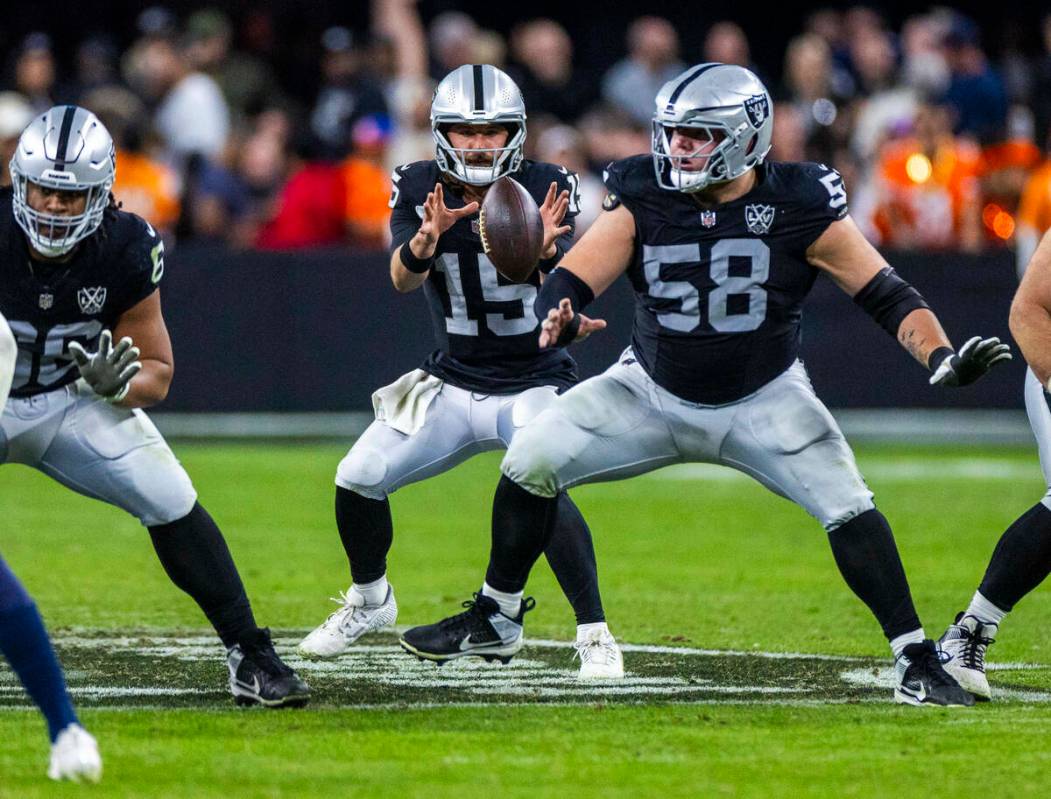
[68,330,142,402]
[539,181,571,259]
[539,298,607,348]
[417,183,478,251]
[929,336,1012,387]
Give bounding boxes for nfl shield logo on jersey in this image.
[39,292,54,310]
[77,286,107,315]
[700,210,717,228]
[745,204,776,235]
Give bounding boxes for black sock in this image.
[543,493,605,624]
[148,502,257,649]
[827,509,921,641]
[485,475,558,593]
[978,502,1051,612]
[335,486,393,584]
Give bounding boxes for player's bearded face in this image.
[25,182,89,237]
[668,127,727,172]
[447,124,510,167]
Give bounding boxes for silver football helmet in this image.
[431,64,526,186]
[652,63,773,193]
[10,105,116,257]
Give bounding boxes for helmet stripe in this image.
[666,63,721,109]
[472,64,485,112]
[54,105,78,169]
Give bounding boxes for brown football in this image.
[479,176,544,282]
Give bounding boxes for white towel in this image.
[371,369,443,435]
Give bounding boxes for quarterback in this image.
[0,106,308,708]
[939,228,1051,700]
[402,64,1011,705]
[299,65,622,678]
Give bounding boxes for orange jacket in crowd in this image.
[113,149,181,233]
[341,156,391,247]
[872,136,982,251]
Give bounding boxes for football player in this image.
[401,64,1011,706]
[939,228,1051,700]
[298,65,623,678]
[0,311,100,782]
[0,106,309,707]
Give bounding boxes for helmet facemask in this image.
[433,120,526,186]
[652,121,744,192]
[11,169,111,258]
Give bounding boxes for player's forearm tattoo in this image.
[898,326,929,365]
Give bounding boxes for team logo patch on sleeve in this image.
[77,286,107,315]
[745,204,776,235]
[602,193,621,211]
[744,95,770,129]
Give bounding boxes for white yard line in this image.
[0,633,1046,709]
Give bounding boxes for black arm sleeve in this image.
[534,268,595,346]
[853,267,930,338]
[535,268,594,318]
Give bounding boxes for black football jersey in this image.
[603,156,849,405]
[0,188,164,398]
[389,159,580,394]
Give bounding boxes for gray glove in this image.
[68,330,142,402]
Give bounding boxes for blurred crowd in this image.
[1,2,1050,268]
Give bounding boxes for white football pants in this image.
[0,381,197,526]
[336,379,559,499]
[502,350,875,531]
[0,312,14,409]
[1023,367,1051,510]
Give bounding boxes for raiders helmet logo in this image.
[745,204,776,235]
[744,95,770,129]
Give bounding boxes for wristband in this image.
[399,241,434,274]
[538,240,567,273]
[928,346,954,372]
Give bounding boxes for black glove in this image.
[929,336,1012,387]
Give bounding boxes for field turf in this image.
[2,441,1050,796]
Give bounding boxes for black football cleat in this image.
[399,592,535,665]
[894,639,975,707]
[227,628,311,708]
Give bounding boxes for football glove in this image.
[929,336,1012,387]
[68,330,141,402]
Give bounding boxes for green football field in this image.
[2,441,1051,797]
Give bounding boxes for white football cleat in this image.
[939,612,997,701]
[48,724,101,783]
[297,585,398,658]
[575,627,625,680]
